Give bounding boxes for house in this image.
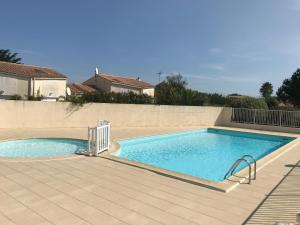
[83,69,154,97]
[0,61,67,100]
[67,83,97,96]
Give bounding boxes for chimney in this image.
[95,67,99,76]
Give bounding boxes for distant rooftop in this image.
[67,83,97,94]
[0,61,67,79]
[97,74,154,89]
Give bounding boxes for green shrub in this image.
[229,97,268,109]
[28,95,43,101]
[68,91,154,105]
[207,93,230,106]
[181,89,209,106]
[10,95,22,100]
[265,97,280,109]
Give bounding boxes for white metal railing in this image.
[231,108,300,128]
[88,120,111,156]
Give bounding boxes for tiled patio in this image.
[244,160,300,224]
[0,127,299,225]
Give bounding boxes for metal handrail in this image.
[231,108,300,128]
[224,158,252,184]
[241,155,256,180]
[223,154,257,184]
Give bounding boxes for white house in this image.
[0,61,67,100]
[83,69,154,97]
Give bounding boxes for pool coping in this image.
[102,126,300,193]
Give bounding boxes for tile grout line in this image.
[0,169,127,225]
[0,209,18,225]
[22,161,206,225]
[3,162,163,225]
[66,158,254,212]
[38,160,237,225]
[61,158,254,220]
[0,186,55,225]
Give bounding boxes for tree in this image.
[182,89,208,106]
[155,73,187,105]
[155,74,230,106]
[208,93,230,106]
[228,93,242,97]
[260,82,273,99]
[0,49,22,63]
[277,68,300,106]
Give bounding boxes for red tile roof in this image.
[97,74,154,89]
[67,83,97,95]
[0,61,67,79]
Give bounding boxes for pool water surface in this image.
[115,129,294,182]
[0,138,87,158]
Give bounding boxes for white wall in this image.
[110,84,141,94]
[0,73,29,99]
[142,88,155,97]
[0,101,227,128]
[84,76,111,92]
[33,79,66,98]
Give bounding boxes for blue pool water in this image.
[0,138,87,158]
[115,129,294,181]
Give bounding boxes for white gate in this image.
[88,120,111,156]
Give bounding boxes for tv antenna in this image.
[157,71,163,84]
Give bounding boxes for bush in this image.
[265,97,280,109]
[181,89,209,106]
[207,93,230,106]
[68,91,154,105]
[10,95,22,100]
[28,95,43,101]
[229,97,268,109]
[68,91,270,109]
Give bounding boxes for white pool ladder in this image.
[223,155,257,184]
[88,120,111,156]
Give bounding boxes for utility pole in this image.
[157,71,162,84]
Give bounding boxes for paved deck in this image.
[0,127,299,225]
[244,160,300,225]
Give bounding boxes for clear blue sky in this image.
[1,0,300,96]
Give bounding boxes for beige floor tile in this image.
[5,207,48,225]
[0,212,16,225]
[0,127,299,225]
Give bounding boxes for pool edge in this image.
[104,127,300,193]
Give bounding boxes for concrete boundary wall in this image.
[0,101,227,128]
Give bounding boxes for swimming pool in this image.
[0,138,87,158]
[115,129,294,182]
